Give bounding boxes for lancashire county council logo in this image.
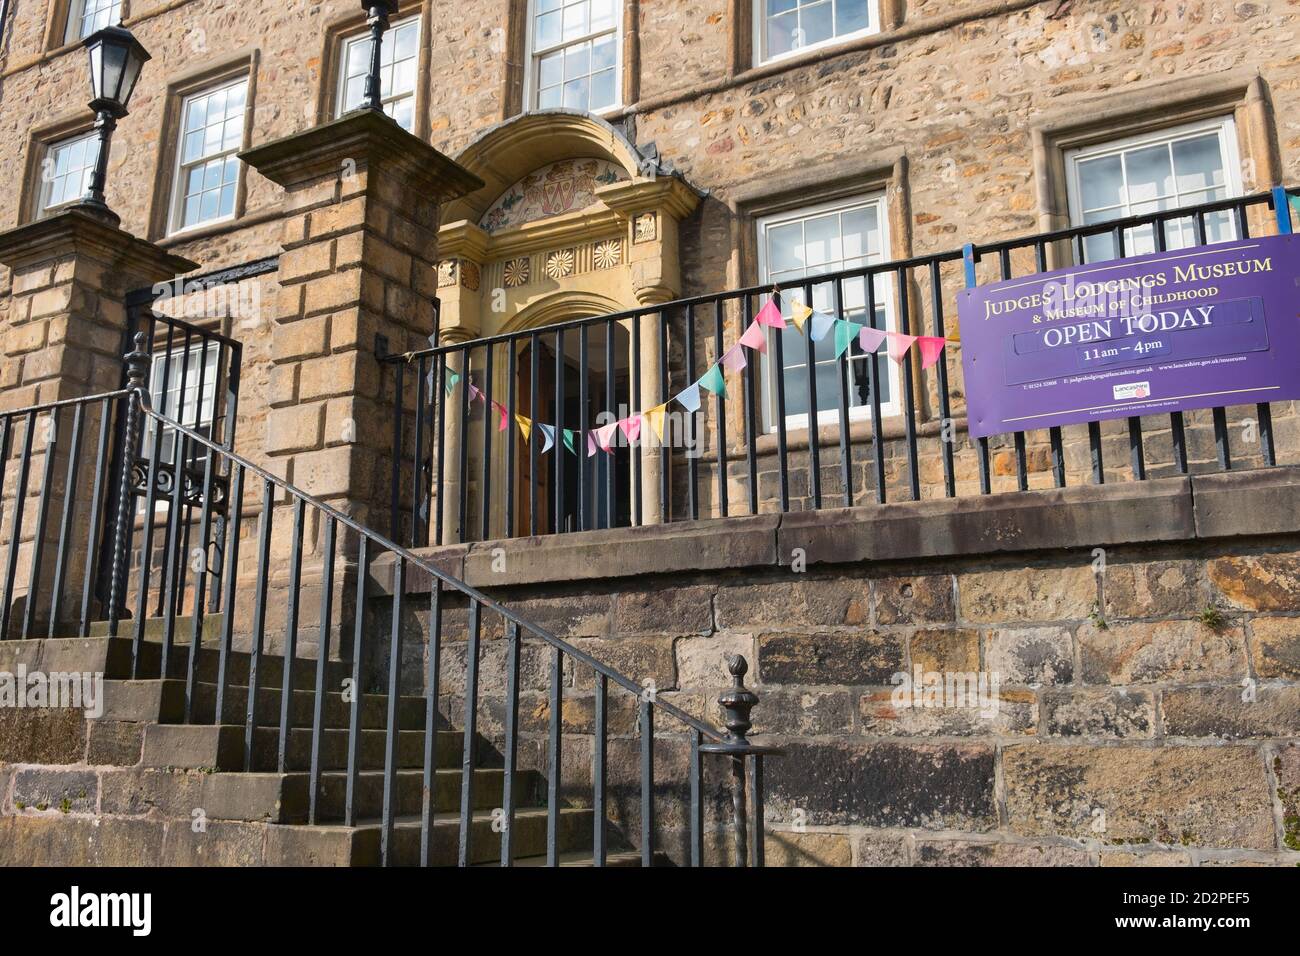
[1113,381,1151,401]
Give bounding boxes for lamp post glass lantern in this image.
[79,25,151,222]
[359,1,399,115]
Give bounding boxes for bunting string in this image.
[443,293,958,456]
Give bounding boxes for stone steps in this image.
[0,808,606,867]
[86,765,541,823]
[101,679,429,731]
[4,633,356,692]
[140,723,464,773]
[0,627,648,867]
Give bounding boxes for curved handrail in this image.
[137,396,728,742]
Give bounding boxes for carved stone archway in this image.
[434,110,701,541]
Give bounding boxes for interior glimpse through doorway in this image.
[515,321,631,534]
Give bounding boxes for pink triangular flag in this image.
[492,400,509,432]
[754,299,785,328]
[721,343,748,371]
[917,336,946,370]
[595,422,619,452]
[586,430,599,457]
[738,319,767,353]
[619,415,642,443]
[887,333,918,364]
[858,327,887,353]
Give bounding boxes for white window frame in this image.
[167,77,249,237]
[64,0,122,44]
[142,342,220,463]
[1065,117,1243,254]
[334,14,422,130]
[756,192,900,433]
[37,130,98,217]
[523,0,623,116]
[752,0,880,67]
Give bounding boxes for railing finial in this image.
[125,331,150,392]
[719,654,758,746]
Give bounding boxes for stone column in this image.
[597,178,700,524]
[429,224,485,544]
[0,209,196,631]
[240,110,481,650]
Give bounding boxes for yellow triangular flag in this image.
[791,301,813,333]
[644,403,668,441]
[515,414,532,442]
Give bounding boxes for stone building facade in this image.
[0,0,1299,866]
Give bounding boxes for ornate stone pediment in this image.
[431,111,702,340]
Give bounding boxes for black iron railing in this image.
[115,303,243,622]
[385,186,1300,548]
[47,334,772,867]
[0,390,130,640]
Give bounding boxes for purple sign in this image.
[958,235,1300,438]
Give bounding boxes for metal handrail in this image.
[134,386,727,743]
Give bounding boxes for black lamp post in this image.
[358,1,398,116]
[78,25,150,225]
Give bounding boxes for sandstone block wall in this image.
[367,472,1300,865]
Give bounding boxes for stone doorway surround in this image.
[433,110,701,541]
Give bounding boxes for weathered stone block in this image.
[1247,616,1300,679]
[271,313,329,362]
[1273,742,1300,852]
[161,819,266,866]
[1041,688,1155,738]
[503,592,611,639]
[765,741,997,830]
[985,626,1074,684]
[11,769,97,813]
[959,565,1096,624]
[715,578,869,629]
[565,636,676,691]
[852,832,911,866]
[99,768,205,817]
[1100,848,1193,866]
[612,585,713,635]
[0,708,86,764]
[913,839,1092,866]
[1209,553,1300,611]
[1078,620,1245,684]
[1002,744,1275,849]
[675,632,753,689]
[85,720,145,766]
[763,829,852,866]
[909,628,979,672]
[756,630,902,685]
[748,688,853,735]
[1103,560,1204,618]
[874,574,954,625]
[1161,685,1300,739]
[266,402,325,455]
[0,815,165,866]
[859,688,1035,736]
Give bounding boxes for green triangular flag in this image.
[562,429,577,455]
[697,363,727,398]
[834,320,864,359]
[444,370,461,396]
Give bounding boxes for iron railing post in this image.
[107,332,150,637]
[700,654,782,867]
